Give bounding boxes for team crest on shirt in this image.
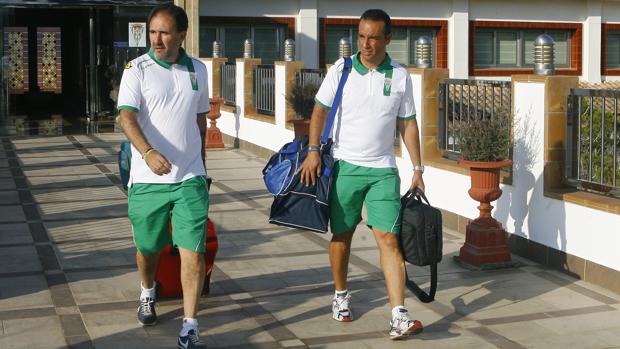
[125,62,132,69]
[383,77,392,96]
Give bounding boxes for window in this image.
[325,25,436,66]
[199,25,286,64]
[475,28,571,68]
[606,30,620,68]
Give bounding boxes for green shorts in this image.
[329,160,402,235]
[128,176,209,254]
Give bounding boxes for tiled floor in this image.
[0,134,619,349]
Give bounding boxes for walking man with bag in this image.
[117,4,209,348]
[298,9,426,340]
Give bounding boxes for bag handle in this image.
[402,186,431,206]
[320,57,352,145]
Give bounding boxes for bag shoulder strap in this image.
[405,262,437,303]
[321,57,352,144]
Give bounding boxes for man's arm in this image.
[298,103,329,186]
[197,112,207,166]
[398,118,425,192]
[119,109,171,176]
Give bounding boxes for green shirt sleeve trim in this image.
[314,97,331,110]
[398,114,416,120]
[118,105,139,112]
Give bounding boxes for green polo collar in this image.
[352,52,393,75]
[147,47,191,69]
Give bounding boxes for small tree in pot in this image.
[455,111,515,268]
[286,78,321,137]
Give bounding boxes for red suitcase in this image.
[154,219,218,298]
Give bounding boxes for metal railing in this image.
[253,64,275,115]
[438,79,512,159]
[296,69,326,89]
[220,62,236,106]
[566,88,620,197]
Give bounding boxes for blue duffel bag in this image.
[263,57,351,233]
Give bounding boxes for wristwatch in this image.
[413,165,425,173]
[308,144,320,153]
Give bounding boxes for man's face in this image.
[358,19,391,62]
[149,12,186,62]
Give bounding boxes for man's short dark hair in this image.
[148,4,188,32]
[360,9,391,36]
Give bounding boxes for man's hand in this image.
[145,150,172,176]
[297,152,322,186]
[410,171,425,193]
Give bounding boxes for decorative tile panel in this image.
[3,27,29,94]
[37,27,62,93]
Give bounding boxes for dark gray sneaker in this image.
[137,282,159,326]
[177,329,206,349]
[137,296,157,326]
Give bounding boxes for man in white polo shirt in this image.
[117,4,209,349]
[299,9,426,340]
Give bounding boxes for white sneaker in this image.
[389,308,423,340]
[332,293,353,322]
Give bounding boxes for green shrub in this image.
[456,112,512,162]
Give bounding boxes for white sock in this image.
[392,305,406,319]
[335,289,348,298]
[140,281,156,300]
[180,318,199,336]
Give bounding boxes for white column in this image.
[203,59,214,98]
[583,0,602,83]
[448,0,469,78]
[297,0,319,68]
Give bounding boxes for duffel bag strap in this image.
[320,57,352,145]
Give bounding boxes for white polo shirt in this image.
[315,53,416,168]
[117,48,210,186]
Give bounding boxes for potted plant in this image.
[455,111,514,267]
[286,78,321,137]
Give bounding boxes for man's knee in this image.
[374,230,400,251]
[331,230,355,243]
[179,248,205,271]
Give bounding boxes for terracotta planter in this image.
[289,119,311,138]
[457,159,513,267]
[459,159,512,221]
[206,97,225,149]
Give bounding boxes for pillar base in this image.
[206,128,225,148]
[458,219,512,267]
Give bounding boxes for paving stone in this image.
[18,156,92,167]
[0,191,20,205]
[0,246,41,273]
[23,164,102,176]
[0,275,53,311]
[38,199,127,221]
[46,218,132,243]
[31,186,126,204]
[27,174,113,189]
[66,269,139,305]
[1,316,67,349]
[0,178,16,190]
[0,223,32,245]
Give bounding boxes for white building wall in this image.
[583,1,602,83]
[316,0,451,19]
[449,0,469,78]
[469,0,586,22]
[298,0,319,68]
[199,0,298,17]
[601,0,620,23]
